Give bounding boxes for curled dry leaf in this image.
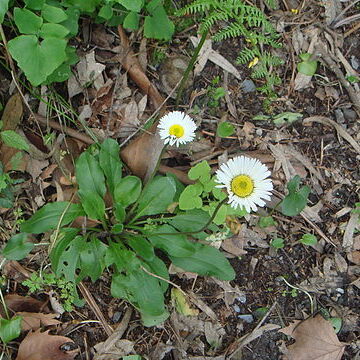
[16,330,78,360]
[279,314,346,360]
[4,294,49,314]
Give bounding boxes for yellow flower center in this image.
[231,175,254,198]
[169,124,185,138]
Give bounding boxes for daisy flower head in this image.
[158,111,196,147]
[215,156,273,213]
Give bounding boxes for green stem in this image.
[175,29,209,106]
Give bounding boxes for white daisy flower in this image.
[158,111,196,147]
[215,156,273,213]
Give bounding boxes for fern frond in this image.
[199,10,231,32]
[236,47,260,64]
[175,0,217,16]
[213,22,250,41]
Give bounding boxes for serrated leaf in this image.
[135,176,176,218]
[20,202,84,234]
[114,176,142,207]
[76,151,106,220]
[123,11,139,29]
[0,317,22,344]
[217,121,235,137]
[2,233,34,260]
[148,224,196,257]
[0,0,9,23]
[144,6,174,40]
[170,243,235,281]
[39,23,69,39]
[0,130,29,151]
[8,35,67,86]
[41,4,68,23]
[99,138,122,198]
[14,8,43,34]
[259,216,277,228]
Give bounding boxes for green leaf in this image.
[178,183,203,210]
[39,23,70,39]
[135,176,176,218]
[258,216,277,228]
[50,234,84,282]
[0,0,9,23]
[24,0,45,10]
[271,237,285,249]
[171,288,198,316]
[170,243,235,280]
[114,203,126,223]
[216,121,235,137]
[20,202,84,234]
[126,235,154,261]
[98,4,113,20]
[66,0,101,13]
[78,235,107,282]
[297,53,318,76]
[123,356,142,360]
[2,233,34,260]
[111,262,169,326]
[169,209,210,233]
[61,7,80,36]
[105,241,137,272]
[118,0,143,12]
[0,130,29,151]
[14,8,43,34]
[188,160,211,183]
[280,175,310,216]
[41,4,68,23]
[272,112,302,126]
[111,223,124,233]
[123,11,140,30]
[145,255,169,293]
[0,317,22,344]
[148,224,196,257]
[76,151,106,220]
[99,138,122,198]
[8,35,67,86]
[114,176,142,207]
[299,233,317,246]
[144,6,174,40]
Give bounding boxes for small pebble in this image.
[238,314,254,323]
[112,311,122,323]
[336,288,344,294]
[342,108,357,122]
[233,304,241,313]
[236,294,247,303]
[241,79,256,93]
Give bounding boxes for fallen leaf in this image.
[171,288,199,316]
[4,294,49,314]
[17,312,60,331]
[16,330,78,360]
[279,315,346,360]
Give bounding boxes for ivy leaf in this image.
[24,0,45,10]
[178,183,203,210]
[119,0,143,12]
[299,233,317,246]
[39,23,70,39]
[20,202,84,234]
[280,175,310,216]
[8,35,67,86]
[188,160,211,183]
[41,4,68,23]
[2,233,34,260]
[0,317,22,344]
[0,0,9,23]
[217,121,235,137]
[0,130,29,151]
[14,8,43,34]
[123,11,140,30]
[144,5,174,40]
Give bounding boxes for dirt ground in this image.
[0,1,359,359]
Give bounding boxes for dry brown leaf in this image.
[4,294,49,314]
[280,315,346,360]
[16,330,78,360]
[17,312,61,331]
[2,260,31,283]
